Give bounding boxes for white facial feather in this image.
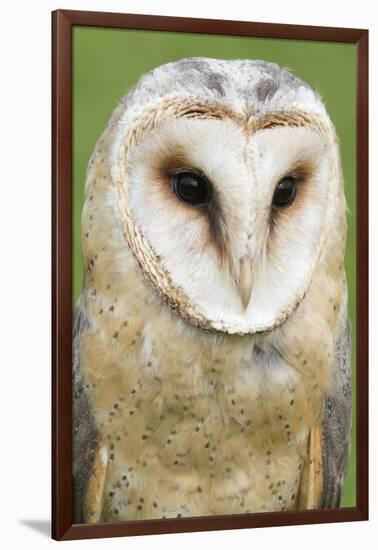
[125,116,333,333]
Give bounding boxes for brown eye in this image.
[172,172,211,206]
[272,176,297,208]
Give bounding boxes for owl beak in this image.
[238,256,253,311]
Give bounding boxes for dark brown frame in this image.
[52,9,369,541]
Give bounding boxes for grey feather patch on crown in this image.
[123,57,317,118]
[169,57,228,97]
[255,78,280,102]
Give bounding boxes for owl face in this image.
[110,59,341,334]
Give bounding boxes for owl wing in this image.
[320,315,352,508]
[298,312,352,509]
[72,302,98,523]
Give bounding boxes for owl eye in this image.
[272,176,297,208]
[172,172,211,206]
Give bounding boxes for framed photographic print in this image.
[52,9,369,541]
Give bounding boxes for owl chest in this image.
[85,328,314,520]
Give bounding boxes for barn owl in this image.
[73,58,351,523]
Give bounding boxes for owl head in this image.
[92,58,345,335]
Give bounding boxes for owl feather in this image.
[73,58,351,522]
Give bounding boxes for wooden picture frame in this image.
[52,9,369,541]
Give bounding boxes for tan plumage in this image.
[73,58,351,523]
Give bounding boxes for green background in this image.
[73,27,356,507]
